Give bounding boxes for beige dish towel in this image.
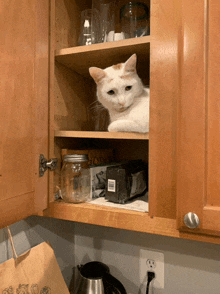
[0,227,70,293]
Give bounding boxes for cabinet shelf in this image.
[47,200,179,238]
[54,130,149,140]
[55,36,151,77]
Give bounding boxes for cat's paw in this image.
[108,120,136,132]
[108,120,149,133]
[108,121,122,132]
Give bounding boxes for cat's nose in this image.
[119,102,125,106]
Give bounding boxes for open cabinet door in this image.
[177,0,220,236]
[0,0,50,229]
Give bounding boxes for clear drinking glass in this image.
[120,2,150,39]
[92,0,116,43]
[87,101,110,131]
[61,154,90,203]
[78,9,100,46]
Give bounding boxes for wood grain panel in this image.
[149,0,180,219]
[0,193,35,230]
[34,0,50,212]
[206,1,220,207]
[177,0,220,236]
[0,0,36,202]
[49,0,56,204]
[203,207,220,233]
[177,0,207,229]
[0,0,50,226]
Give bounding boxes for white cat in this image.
[89,54,149,133]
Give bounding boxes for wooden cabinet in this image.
[0,0,49,228]
[177,0,220,236]
[1,0,220,244]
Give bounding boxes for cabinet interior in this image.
[52,0,151,213]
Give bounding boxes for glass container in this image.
[92,0,116,43]
[61,154,90,203]
[78,9,100,46]
[120,2,150,39]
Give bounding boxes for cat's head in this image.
[89,54,144,112]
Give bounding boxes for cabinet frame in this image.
[47,0,179,230]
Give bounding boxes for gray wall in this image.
[1,216,220,294]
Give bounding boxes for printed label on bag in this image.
[2,284,51,294]
[108,179,116,192]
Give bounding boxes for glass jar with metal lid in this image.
[61,154,90,203]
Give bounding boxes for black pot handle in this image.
[103,273,127,294]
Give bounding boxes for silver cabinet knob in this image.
[184,212,200,229]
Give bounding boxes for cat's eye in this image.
[125,86,132,91]
[107,90,115,95]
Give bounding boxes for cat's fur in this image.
[89,54,149,133]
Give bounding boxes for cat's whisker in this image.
[88,104,106,111]
[88,102,103,108]
[89,100,100,106]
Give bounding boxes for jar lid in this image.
[64,154,89,162]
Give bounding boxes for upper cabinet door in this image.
[177,0,220,235]
[0,0,49,229]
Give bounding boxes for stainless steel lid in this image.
[64,154,89,162]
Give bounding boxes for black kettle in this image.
[73,261,127,294]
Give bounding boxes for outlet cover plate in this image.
[140,249,164,289]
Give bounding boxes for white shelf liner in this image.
[89,192,149,213]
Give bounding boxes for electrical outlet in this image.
[140,249,164,291]
[146,259,156,269]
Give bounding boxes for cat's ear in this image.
[124,54,137,74]
[89,67,107,84]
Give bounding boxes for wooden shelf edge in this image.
[54,130,149,140]
[55,36,151,57]
[43,201,220,245]
[45,201,177,237]
[55,36,150,76]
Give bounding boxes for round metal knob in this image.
[184,212,200,229]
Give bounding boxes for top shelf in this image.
[55,36,151,77]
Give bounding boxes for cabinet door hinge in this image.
[39,154,58,177]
